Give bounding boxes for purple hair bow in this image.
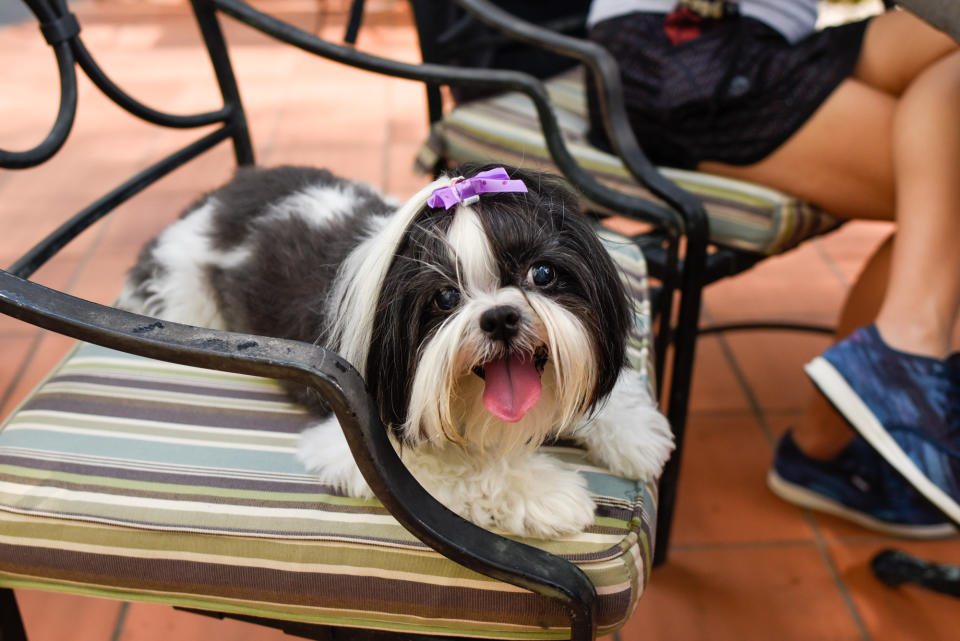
[427,167,528,210]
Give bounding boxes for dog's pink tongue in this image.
[481,354,542,422]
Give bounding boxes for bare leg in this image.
[700,11,959,457]
[793,235,892,457]
[875,50,960,358]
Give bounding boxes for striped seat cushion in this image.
[0,231,657,639]
[417,67,841,255]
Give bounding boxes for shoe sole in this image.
[767,469,957,539]
[805,355,960,528]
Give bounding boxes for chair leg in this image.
[652,226,708,567]
[0,588,28,641]
[189,0,256,167]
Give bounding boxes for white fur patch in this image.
[402,286,563,452]
[296,416,596,538]
[117,199,249,329]
[404,445,596,538]
[446,205,498,294]
[264,183,356,229]
[296,415,373,498]
[574,368,674,481]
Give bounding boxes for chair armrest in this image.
[209,0,681,237]
[451,0,708,241]
[0,267,597,641]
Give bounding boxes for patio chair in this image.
[0,1,671,640]
[405,0,846,566]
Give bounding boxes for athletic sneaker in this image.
[804,324,960,527]
[769,431,954,537]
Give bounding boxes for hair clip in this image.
[427,167,528,210]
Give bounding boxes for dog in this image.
[118,164,674,538]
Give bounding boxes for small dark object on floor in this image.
[871,549,960,598]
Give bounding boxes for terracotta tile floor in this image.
[1,1,958,640]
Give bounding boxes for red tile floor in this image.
[1,1,958,640]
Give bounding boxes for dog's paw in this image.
[417,450,596,538]
[296,416,374,499]
[579,369,674,481]
[505,473,597,539]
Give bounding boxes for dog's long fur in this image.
[119,164,674,538]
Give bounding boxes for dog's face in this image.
[360,166,632,452]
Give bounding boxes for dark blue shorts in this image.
[587,12,870,168]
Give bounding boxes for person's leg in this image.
[778,49,960,526]
[697,10,957,218]
[700,11,959,458]
[699,78,896,220]
[875,50,960,358]
[852,8,957,97]
[791,235,892,458]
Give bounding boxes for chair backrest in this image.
[1,0,253,283]
[408,0,590,122]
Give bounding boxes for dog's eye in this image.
[527,263,557,288]
[434,287,461,311]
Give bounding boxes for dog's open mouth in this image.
[472,345,548,423]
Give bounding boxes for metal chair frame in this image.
[0,0,699,638]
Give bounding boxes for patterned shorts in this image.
[587,12,870,168]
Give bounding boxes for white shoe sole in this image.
[767,469,957,539]
[805,355,960,528]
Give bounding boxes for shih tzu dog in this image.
[118,164,673,538]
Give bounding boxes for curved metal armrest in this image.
[3,0,235,170]
[0,268,597,640]
[208,0,680,238]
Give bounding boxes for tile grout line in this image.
[811,236,853,288]
[0,329,45,419]
[109,602,130,641]
[672,538,818,552]
[808,525,875,641]
[708,302,875,641]
[700,306,776,448]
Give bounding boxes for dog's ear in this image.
[364,273,429,443]
[574,222,633,404]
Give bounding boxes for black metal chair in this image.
[0,1,676,639]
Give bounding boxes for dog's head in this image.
[330,165,631,452]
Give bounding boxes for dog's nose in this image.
[480,305,520,342]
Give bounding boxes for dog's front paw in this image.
[505,474,597,539]
[419,451,596,539]
[579,370,674,481]
[585,407,673,481]
[297,416,374,499]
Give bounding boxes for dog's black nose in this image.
[480,305,520,342]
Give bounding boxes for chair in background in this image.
[405,0,846,566]
[0,1,673,639]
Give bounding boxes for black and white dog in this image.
[119,164,673,538]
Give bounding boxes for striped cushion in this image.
[417,67,841,255]
[0,233,657,638]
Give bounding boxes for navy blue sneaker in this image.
[768,431,956,538]
[805,324,960,527]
